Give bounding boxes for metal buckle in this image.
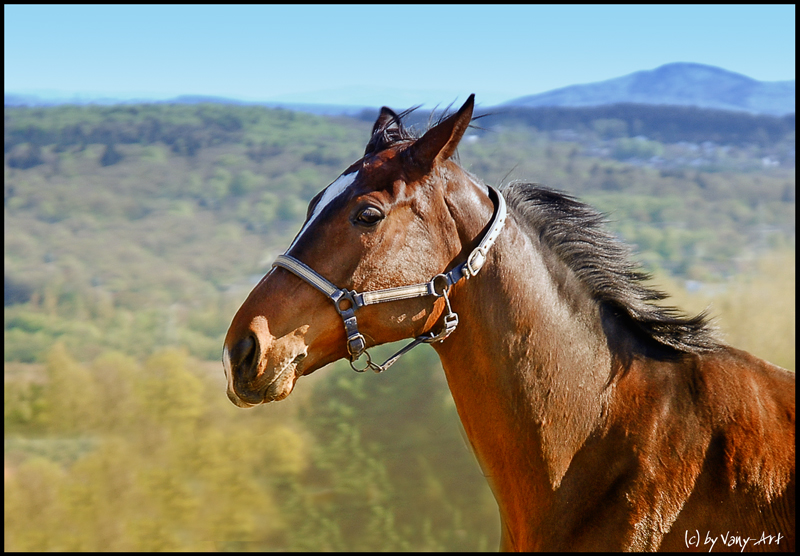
[425,312,458,344]
[442,312,459,335]
[422,283,459,344]
[347,333,366,358]
[465,248,486,277]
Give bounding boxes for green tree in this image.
[99,143,124,166]
[39,343,101,433]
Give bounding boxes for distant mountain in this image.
[504,63,795,116]
[4,94,46,106]
[3,92,374,117]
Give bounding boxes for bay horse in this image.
[224,95,795,551]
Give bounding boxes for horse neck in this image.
[433,196,615,534]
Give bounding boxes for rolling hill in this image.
[504,62,795,116]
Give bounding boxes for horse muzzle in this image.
[223,320,310,406]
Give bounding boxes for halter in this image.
[272,185,507,374]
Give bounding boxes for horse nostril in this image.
[230,335,258,378]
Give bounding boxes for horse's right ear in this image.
[407,94,474,170]
[365,107,401,155]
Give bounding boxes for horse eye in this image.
[354,206,384,226]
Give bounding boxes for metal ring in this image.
[334,291,356,316]
[430,274,451,297]
[349,350,373,373]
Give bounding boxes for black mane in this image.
[502,182,719,354]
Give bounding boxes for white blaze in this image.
[286,171,358,252]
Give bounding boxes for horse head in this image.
[223,94,496,406]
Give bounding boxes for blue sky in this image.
[4,5,796,108]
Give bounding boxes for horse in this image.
[223,95,795,551]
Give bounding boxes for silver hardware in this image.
[347,332,367,358]
[430,273,451,297]
[350,350,383,373]
[424,286,458,343]
[465,248,486,277]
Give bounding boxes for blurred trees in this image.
[6,345,298,550]
[477,104,794,146]
[653,248,796,370]
[5,343,500,551]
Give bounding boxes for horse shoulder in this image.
[693,346,795,497]
[605,348,794,550]
[661,347,795,551]
[692,347,795,474]
[614,346,795,462]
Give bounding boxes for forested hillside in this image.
[4,102,795,551]
[471,103,795,147]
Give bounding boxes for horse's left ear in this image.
[408,94,474,169]
[365,106,402,155]
[371,106,401,136]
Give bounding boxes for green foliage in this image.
[7,143,44,169]
[593,118,629,139]
[99,143,124,166]
[481,104,794,146]
[39,343,101,433]
[296,346,500,550]
[4,343,498,550]
[612,136,664,161]
[653,249,796,371]
[5,345,292,550]
[4,376,46,429]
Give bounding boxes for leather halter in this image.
[272,185,507,373]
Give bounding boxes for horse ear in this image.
[365,107,402,154]
[408,94,474,169]
[372,106,401,136]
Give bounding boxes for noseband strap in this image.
[272,185,507,373]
